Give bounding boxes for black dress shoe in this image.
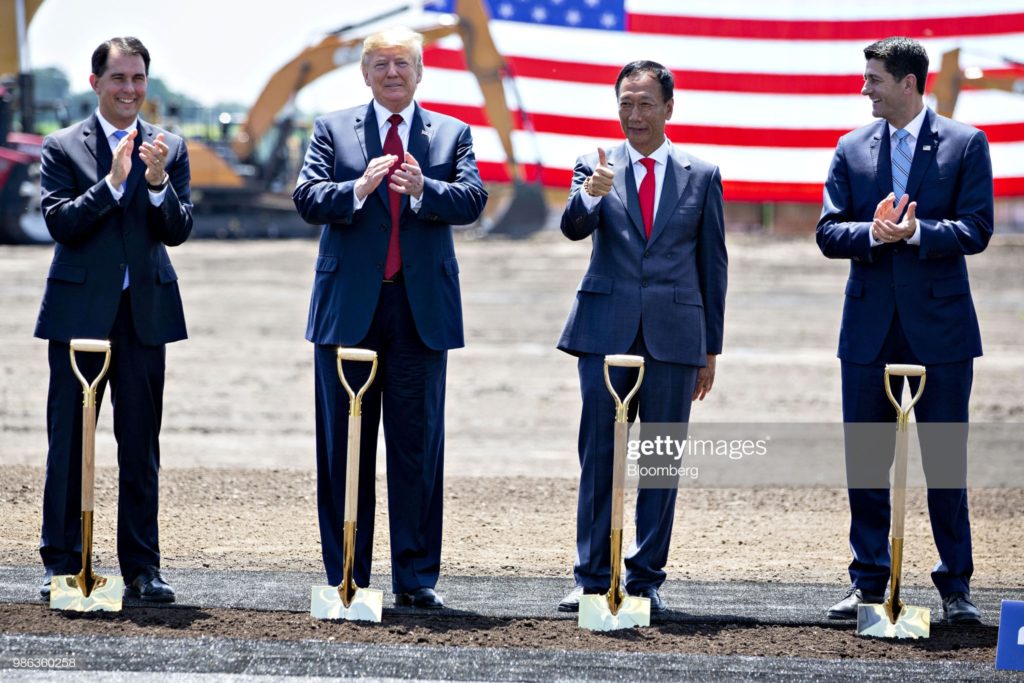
[39,570,55,600]
[942,592,982,624]
[630,587,667,614]
[395,587,443,609]
[827,587,884,620]
[124,567,175,603]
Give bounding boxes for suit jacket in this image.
[557,144,727,367]
[293,101,487,351]
[816,108,993,365]
[34,115,193,345]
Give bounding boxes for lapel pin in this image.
[922,145,932,151]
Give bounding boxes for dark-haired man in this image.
[556,60,727,614]
[35,36,192,602]
[818,36,991,624]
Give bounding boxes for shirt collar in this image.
[625,138,671,168]
[373,99,416,132]
[889,106,928,141]
[95,108,137,139]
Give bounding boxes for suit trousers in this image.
[314,280,447,593]
[40,289,166,582]
[841,310,973,597]
[574,329,698,592]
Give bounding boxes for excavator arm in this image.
[233,0,524,183]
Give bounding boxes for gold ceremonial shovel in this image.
[311,347,384,622]
[579,354,651,631]
[857,364,930,639]
[50,339,124,612]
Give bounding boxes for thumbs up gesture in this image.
[584,147,614,197]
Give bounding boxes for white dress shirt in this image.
[96,109,167,289]
[870,106,929,246]
[352,99,423,213]
[580,138,672,218]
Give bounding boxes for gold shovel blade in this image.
[310,585,383,622]
[857,601,930,639]
[49,574,124,612]
[578,594,651,631]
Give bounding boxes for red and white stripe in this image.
[416,1,1024,202]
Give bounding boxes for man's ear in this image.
[89,73,98,93]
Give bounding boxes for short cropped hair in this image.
[92,37,150,77]
[864,37,929,95]
[361,27,424,70]
[615,61,674,103]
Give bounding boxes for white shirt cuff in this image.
[906,222,921,245]
[580,188,601,211]
[106,177,123,201]
[148,186,167,206]
[410,194,422,212]
[353,191,366,211]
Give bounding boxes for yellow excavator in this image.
[932,47,1024,117]
[189,0,547,238]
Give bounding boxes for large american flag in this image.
[417,0,1024,202]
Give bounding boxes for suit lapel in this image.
[903,108,938,202]
[83,114,103,166]
[648,149,690,245]
[870,118,890,198]
[405,103,433,215]
[610,145,645,240]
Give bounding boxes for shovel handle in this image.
[69,340,111,513]
[604,355,645,423]
[883,365,925,559]
[336,348,378,418]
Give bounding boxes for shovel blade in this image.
[578,594,651,631]
[49,574,124,612]
[857,602,930,639]
[310,585,383,622]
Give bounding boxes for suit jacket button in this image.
[643,251,650,258]
[376,262,383,270]
[119,263,126,271]
[641,280,648,288]
[380,224,387,232]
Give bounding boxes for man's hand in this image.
[354,154,398,200]
[390,152,424,199]
[107,129,136,188]
[139,133,170,186]
[874,192,907,224]
[692,354,717,401]
[873,200,917,243]
[585,147,614,197]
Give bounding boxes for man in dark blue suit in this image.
[35,37,192,602]
[293,27,486,609]
[556,61,727,614]
[818,37,992,624]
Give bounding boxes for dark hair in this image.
[863,37,928,95]
[91,37,151,77]
[615,60,674,103]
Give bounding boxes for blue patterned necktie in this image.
[891,128,911,201]
[112,129,130,289]
[112,130,128,192]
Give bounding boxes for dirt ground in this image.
[2,232,1023,659]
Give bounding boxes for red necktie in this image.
[383,113,404,279]
[638,157,656,239]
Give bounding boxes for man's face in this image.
[861,58,913,124]
[618,72,673,156]
[362,45,422,113]
[90,48,147,129]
